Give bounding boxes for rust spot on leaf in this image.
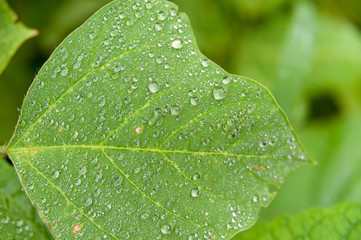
[134,126,142,133]
[255,164,268,170]
[72,224,82,234]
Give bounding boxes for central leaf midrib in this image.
[8,145,304,161]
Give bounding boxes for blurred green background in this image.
[1,0,361,231]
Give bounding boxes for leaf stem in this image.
[0,145,8,159]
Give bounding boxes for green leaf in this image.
[273,1,317,120]
[0,158,53,239]
[0,0,37,75]
[7,0,311,238]
[231,4,361,121]
[260,114,361,221]
[232,202,361,240]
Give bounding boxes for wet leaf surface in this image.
[7,0,311,239]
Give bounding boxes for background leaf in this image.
[7,0,310,239]
[0,0,37,75]
[0,0,111,146]
[232,202,361,240]
[259,114,361,220]
[0,157,52,239]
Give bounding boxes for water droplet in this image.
[79,167,87,175]
[252,195,259,202]
[99,99,106,107]
[171,105,181,115]
[89,32,96,39]
[190,97,199,106]
[171,39,183,49]
[145,2,153,9]
[148,82,159,93]
[201,59,210,67]
[161,224,171,234]
[191,188,200,197]
[192,173,200,180]
[157,11,166,20]
[52,171,60,179]
[222,76,231,84]
[155,23,162,31]
[213,87,226,100]
[170,8,177,17]
[0,215,9,224]
[85,198,93,206]
[60,68,68,76]
[16,220,23,227]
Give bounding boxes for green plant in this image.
[1,0,361,239]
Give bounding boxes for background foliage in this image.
[1,0,361,238]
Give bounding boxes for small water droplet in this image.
[190,97,199,105]
[85,198,93,206]
[191,188,200,197]
[161,224,171,234]
[222,76,231,84]
[213,87,226,100]
[192,173,200,180]
[16,220,23,227]
[201,59,210,67]
[171,105,181,115]
[148,82,159,93]
[79,167,87,175]
[157,11,166,20]
[170,8,177,17]
[145,2,153,9]
[60,68,68,76]
[52,171,60,179]
[171,39,183,49]
[155,23,162,31]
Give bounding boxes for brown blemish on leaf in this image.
[45,222,51,230]
[22,148,44,155]
[72,224,82,234]
[134,126,142,133]
[54,221,59,225]
[255,164,267,170]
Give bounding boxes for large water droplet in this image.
[171,39,183,49]
[79,167,87,175]
[191,188,200,197]
[148,82,159,93]
[213,87,226,100]
[60,68,68,76]
[222,76,231,84]
[161,224,171,234]
[201,59,210,67]
[52,171,60,179]
[157,11,166,20]
[190,97,199,106]
[192,173,200,180]
[171,105,181,115]
[155,23,162,31]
